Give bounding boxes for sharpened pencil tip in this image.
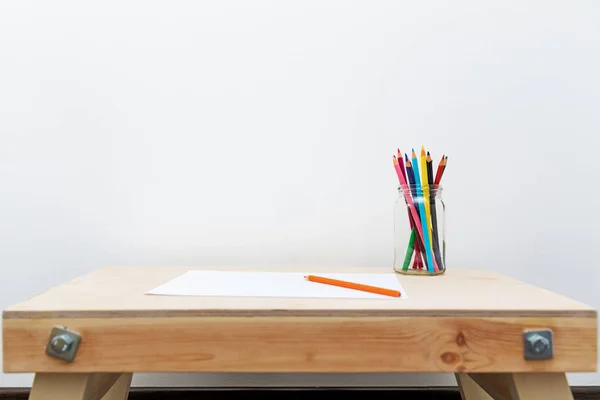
[404,153,408,162]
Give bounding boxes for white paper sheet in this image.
[147,270,407,299]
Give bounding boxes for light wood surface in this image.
[469,372,574,400]
[470,373,516,399]
[456,373,493,400]
[3,266,596,318]
[3,315,596,373]
[2,266,597,374]
[29,373,122,400]
[102,373,132,400]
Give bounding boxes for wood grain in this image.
[456,374,493,400]
[3,267,595,319]
[511,373,574,399]
[469,373,516,399]
[28,373,121,400]
[3,315,596,373]
[102,373,132,400]
[470,372,574,399]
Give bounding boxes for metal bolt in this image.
[46,326,81,362]
[50,334,74,353]
[526,333,550,355]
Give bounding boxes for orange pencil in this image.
[305,275,401,298]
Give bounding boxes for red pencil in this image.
[434,155,446,185]
[439,156,448,183]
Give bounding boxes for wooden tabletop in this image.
[4,266,595,318]
[3,267,597,374]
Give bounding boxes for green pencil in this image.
[402,229,416,270]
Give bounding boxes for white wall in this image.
[1,0,599,388]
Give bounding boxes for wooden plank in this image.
[3,267,595,319]
[456,373,493,400]
[3,316,596,373]
[29,373,121,400]
[511,373,573,399]
[469,373,516,399]
[102,373,132,400]
[470,372,574,399]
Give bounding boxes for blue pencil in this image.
[411,149,435,273]
[405,154,418,199]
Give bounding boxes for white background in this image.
[1,0,599,388]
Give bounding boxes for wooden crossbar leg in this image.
[456,373,493,400]
[102,373,132,400]
[468,372,573,400]
[29,373,123,400]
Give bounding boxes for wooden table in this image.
[2,266,597,400]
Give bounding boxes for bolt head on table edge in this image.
[45,326,81,363]
[523,329,553,360]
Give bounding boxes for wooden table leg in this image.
[102,373,133,400]
[468,372,573,400]
[456,373,493,400]
[29,373,123,400]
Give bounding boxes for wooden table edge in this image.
[3,309,597,319]
[4,314,597,374]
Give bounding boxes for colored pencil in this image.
[434,154,445,185]
[443,156,448,179]
[427,152,444,270]
[397,149,407,183]
[411,149,437,273]
[440,156,448,261]
[305,275,401,298]
[435,156,447,185]
[393,156,426,249]
[402,229,416,270]
[410,150,428,270]
[405,158,424,270]
[400,155,415,271]
[426,152,434,189]
[420,146,437,272]
[403,158,425,270]
[405,159,418,205]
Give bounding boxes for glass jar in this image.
[393,184,445,275]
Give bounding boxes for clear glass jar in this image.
[393,184,445,275]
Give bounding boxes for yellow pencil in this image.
[420,146,434,255]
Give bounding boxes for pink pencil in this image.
[397,148,407,183]
[393,156,425,247]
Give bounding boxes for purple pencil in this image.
[405,157,425,269]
